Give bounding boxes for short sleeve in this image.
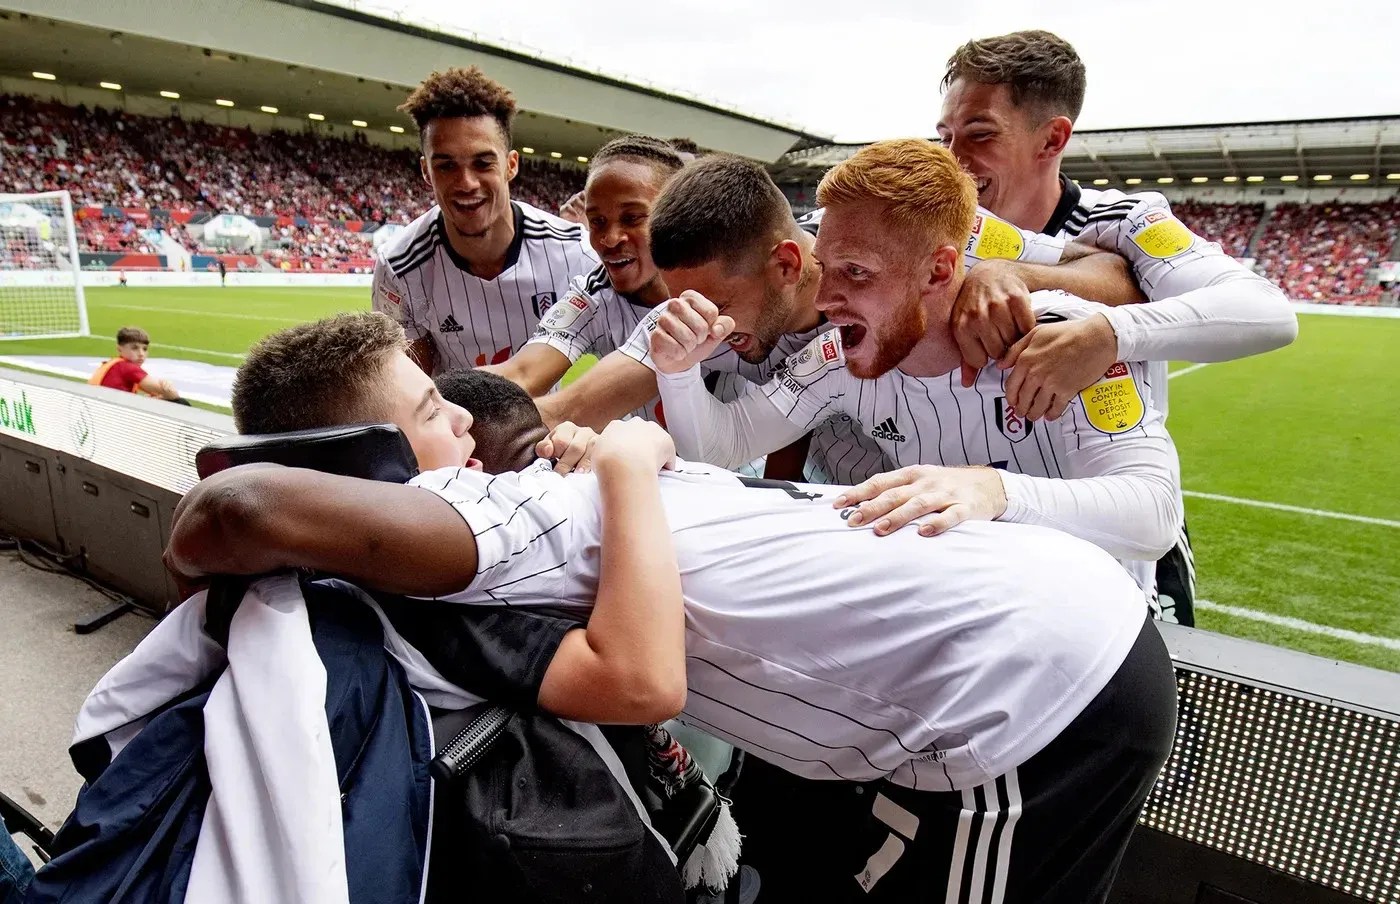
[964,208,1065,270]
[372,255,427,341]
[760,328,848,430]
[525,274,604,363]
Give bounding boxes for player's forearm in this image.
[537,352,659,429]
[166,466,480,595]
[1102,272,1297,363]
[998,467,1182,560]
[656,366,805,470]
[1013,250,1145,306]
[587,455,686,722]
[487,344,572,397]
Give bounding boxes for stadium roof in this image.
[771,116,1400,186]
[0,0,823,162]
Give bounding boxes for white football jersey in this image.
[411,459,1147,792]
[372,201,597,371]
[753,291,1177,591]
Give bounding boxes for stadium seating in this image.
[1,92,584,271]
[1252,201,1400,305]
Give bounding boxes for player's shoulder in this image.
[1069,188,1169,231]
[772,327,846,387]
[377,207,442,277]
[539,265,616,332]
[966,207,1064,265]
[516,201,587,246]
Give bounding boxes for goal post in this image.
[0,189,89,340]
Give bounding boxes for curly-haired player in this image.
[371,67,596,375]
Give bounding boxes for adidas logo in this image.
[439,315,464,333]
[870,416,907,442]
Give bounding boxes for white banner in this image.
[0,271,372,289]
[0,371,233,494]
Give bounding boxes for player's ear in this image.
[419,155,431,187]
[505,149,520,184]
[1039,115,1073,161]
[770,239,803,287]
[927,245,960,292]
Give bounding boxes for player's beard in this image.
[732,282,792,365]
[847,289,926,380]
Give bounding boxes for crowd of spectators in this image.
[1,92,583,227]
[1251,201,1400,304]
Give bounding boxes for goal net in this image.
[0,190,89,340]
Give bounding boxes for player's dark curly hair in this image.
[435,369,546,473]
[233,312,406,435]
[589,135,686,182]
[649,154,795,273]
[666,137,702,157]
[942,30,1086,122]
[398,66,517,147]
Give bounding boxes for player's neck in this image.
[898,278,964,378]
[1000,167,1065,234]
[444,209,516,281]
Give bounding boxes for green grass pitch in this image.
[4,287,1397,671]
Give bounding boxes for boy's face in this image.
[384,352,483,472]
[118,342,148,366]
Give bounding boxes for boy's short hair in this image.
[649,155,796,274]
[232,312,406,435]
[941,30,1087,123]
[116,326,150,346]
[398,67,517,148]
[435,369,546,473]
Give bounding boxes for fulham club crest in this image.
[995,397,1032,443]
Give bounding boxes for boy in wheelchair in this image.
[152,312,1175,903]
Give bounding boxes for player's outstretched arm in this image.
[165,464,479,597]
[537,420,687,724]
[535,350,661,430]
[482,344,573,397]
[138,374,181,401]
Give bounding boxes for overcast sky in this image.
[365,0,1400,142]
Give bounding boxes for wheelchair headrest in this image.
[196,423,419,484]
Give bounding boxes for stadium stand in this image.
[1,93,585,272]
[1251,200,1400,304]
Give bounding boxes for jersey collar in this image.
[1041,173,1082,236]
[437,201,527,277]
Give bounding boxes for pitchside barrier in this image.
[1,366,1396,904]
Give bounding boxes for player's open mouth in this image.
[839,323,867,350]
[466,457,484,471]
[975,177,990,197]
[604,257,636,274]
[452,198,488,214]
[727,332,754,353]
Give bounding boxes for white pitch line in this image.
[100,303,307,324]
[1197,600,1400,652]
[154,343,246,360]
[1168,363,1210,379]
[1182,490,1400,528]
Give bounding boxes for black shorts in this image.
[731,617,1178,904]
[1154,520,1196,627]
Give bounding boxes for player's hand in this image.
[559,191,587,226]
[833,465,1008,537]
[952,260,1036,387]
[649,291,735,375]
[594,419,677,473]
[535,421,600,474]
[998,314,1118,422]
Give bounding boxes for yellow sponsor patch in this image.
[1079,362,1145,434]
[966,213,1026,261]
[1130,212,1194,259]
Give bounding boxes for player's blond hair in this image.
[816,139,978,253]
[233,312,407,435]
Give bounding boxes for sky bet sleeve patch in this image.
[1078,362,1146,434]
